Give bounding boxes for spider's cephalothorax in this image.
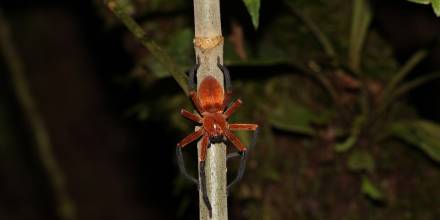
[197,75,229,144]
[176,58,259,217]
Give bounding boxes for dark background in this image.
[0,0,439,219]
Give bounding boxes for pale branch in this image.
[193,0,228,219]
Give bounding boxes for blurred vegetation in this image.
[1,0,439,219]
[407,0,440,16]
[100,0,440,218]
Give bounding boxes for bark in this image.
[193,0,227,219]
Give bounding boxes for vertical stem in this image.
[0,9,76,220]
[193,0,227,219]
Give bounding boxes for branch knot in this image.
[194,36,224,50]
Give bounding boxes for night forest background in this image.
[1,0,440,219]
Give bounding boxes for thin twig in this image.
[382,49,428,100]
[0,9,77,220]
[105,0,189,94]
[305,60,339,104]
[348,0,372,72]
[392,71,440,98]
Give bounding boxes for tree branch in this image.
[106,0,189,94]
[193,0,228,219]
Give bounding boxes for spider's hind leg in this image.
[217,57,232,95]
[188,57,200,92]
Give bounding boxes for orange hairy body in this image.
[198,76,228,142]
[198,76,225,112]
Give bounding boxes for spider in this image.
[176,58,259,217]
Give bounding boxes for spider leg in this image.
[188,57,200,92]
[224,99,243,119]
[180,109,202,123]
[226,123,258,159]
[188,58,204,113]
[227,151,248,191]
[176,128,204,148]
[226,152,241,160]
[229,123,258,131]
[226,127,259,191]
[176,147,198,185]
[224,130,246,152]
[217,57,233,106]
[224,129,246,178]
[217,57,232,94]
[176,129,204,185]
[199,135,212,217]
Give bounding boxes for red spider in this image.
[176,58,258,216]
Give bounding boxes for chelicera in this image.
[176,58,259,216]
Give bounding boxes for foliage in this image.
[242,0,260,29]
[361,176,384,201]
[391,120,440,162]
[102,0,440,218]
[407,0,440,17]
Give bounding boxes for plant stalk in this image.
[106,0,189,94]
[193,0,227,219]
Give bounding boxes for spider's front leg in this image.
[175,126,212,217]
[198,135,212,218]
[180,109,202,123]
[176,128,204,185]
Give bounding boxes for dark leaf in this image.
[391,120,440,162]
[242,0,260,29]
[348,150,375,172]
[361,176,384,201]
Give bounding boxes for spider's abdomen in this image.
[198,76,224,112]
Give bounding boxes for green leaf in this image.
[348,0,372,72]
[335,136,357,152]
[348,150,375,172]
[361,177,384,201]
[382,50,427,100]
[335,115,365,152]
[117,0,135,14]
[391,120,440,162]
[432,0,440,16]
[242,0,260,29]
[407,0,431,4]
[268,101,332,135]
[406,0,440,17]
[392,71,440,98]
